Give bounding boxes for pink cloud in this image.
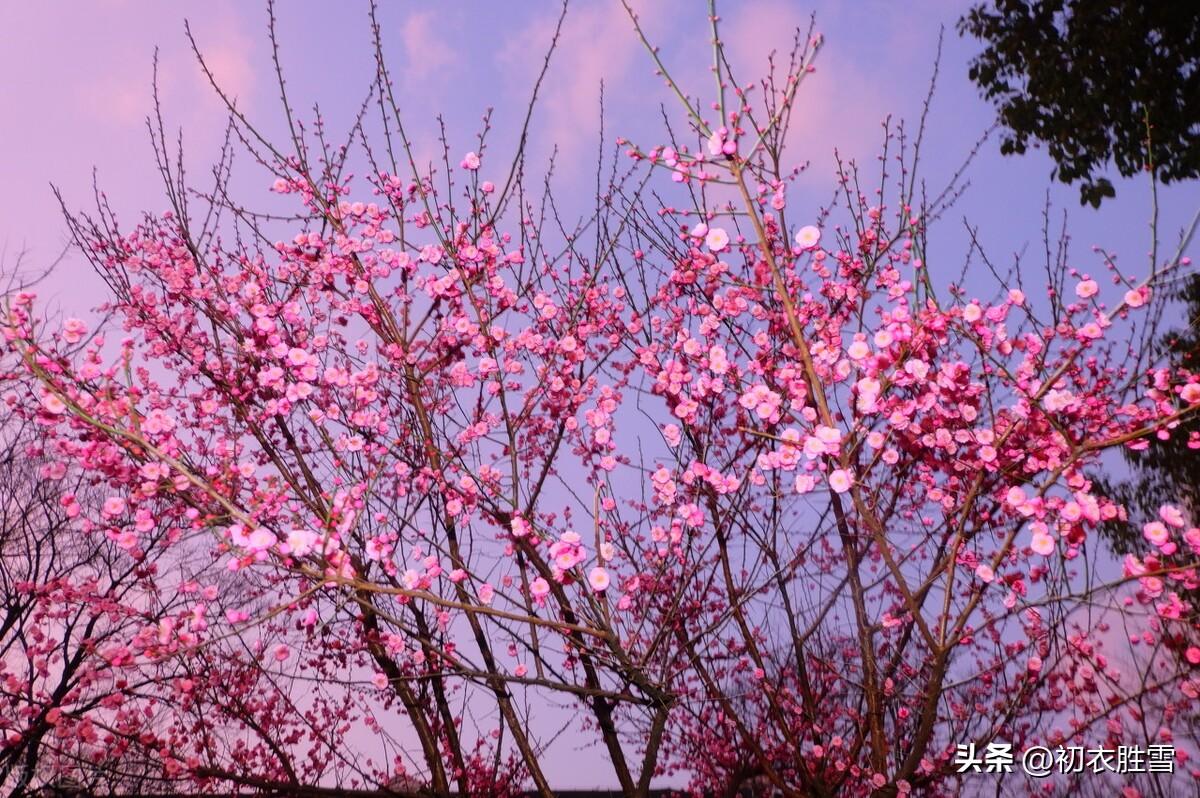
[400,10,455,87]
[0,1,255,307]
[722,0,892,184]
[498,0,674,169]
[190,38,256,111]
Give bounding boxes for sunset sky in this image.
[4,0,1197,318]
[3,1,1198,789]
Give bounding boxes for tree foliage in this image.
[958,0,1200,206]
[1098,272,1200,608]
[1113,278,1200,518]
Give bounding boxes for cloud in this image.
[489,0,906,190]
[399,10,455,88]
[36,4,258,130]
[497,0,674,170]
[722,0,894,185]
[0,0,256,307]
[189,37,257,112]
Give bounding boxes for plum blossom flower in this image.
[41,392,67,414]
[1143,521,1170,547]
[1185,527,1200,555]
[794,225,821,250]
[707,126,736,156]
[365,536,389,561]
[142,409,176,434]
[588,567,610,592]
[815,425,843,448]
[1159,505,1186,528]
[903,359,930,380]
[460,151,480,170]
[286,347,309,367]
[548,531,585,573]
[1156,592,1185,620]
[1075,278,1098,298]
[1124,287,1147,307]
[739,384,782,421]
[705,226,730,252]
[975,564,995,583]
[855,376,881,413]
[529,577,551,602]
[803,426,843,459]
[1043,389,1076,411]
[247,528,277,552]
[1030,529,1056,556]
[477,582,495,605]
[651,466,676,504]
[286,528,315,556]
[677,502,704,527]
[828,468,854,494]
[707,346,729,375]
[61,318,88,344]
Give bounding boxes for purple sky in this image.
[5,0,1197,312]
[3,1,1198,789]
